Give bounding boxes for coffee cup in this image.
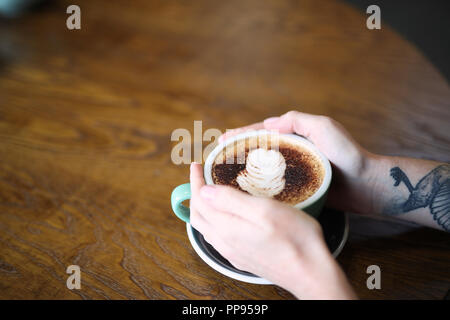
[171,130,332,222]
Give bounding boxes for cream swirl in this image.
[236,148,286,197]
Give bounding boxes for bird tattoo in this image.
[390,164,450,231]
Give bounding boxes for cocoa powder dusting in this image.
[211,145,323,204]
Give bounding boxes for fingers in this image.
[190,206,210,233]
[190,162,205,192]
[263,111,326,139]
[189,162,210,231]
[190,162,248,232]
[190,164,265,228]
[218,111,329,144]
[218,122,265,143]
[190,203,236,262]
[198,184,316,243]
[199,184,275,223]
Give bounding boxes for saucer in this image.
[186,208,349,284]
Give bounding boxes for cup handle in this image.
[171,183,191,223]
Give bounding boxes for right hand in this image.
[220,111,376,214]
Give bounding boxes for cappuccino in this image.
[211,134,325,204]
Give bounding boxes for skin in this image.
[190,111,449,300]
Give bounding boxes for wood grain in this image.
[0,0,449,299]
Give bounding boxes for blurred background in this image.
[0,0,449,299]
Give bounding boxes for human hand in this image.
[220,111,376,214]
[189,162,357,299]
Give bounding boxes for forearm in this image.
[364,154,449,231]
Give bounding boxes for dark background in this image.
[345,0,450,82]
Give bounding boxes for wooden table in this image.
[0,0,449,300]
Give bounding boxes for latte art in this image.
[236,148,286,197]
[212,134,325,205]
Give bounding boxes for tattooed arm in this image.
[365,156,450,231]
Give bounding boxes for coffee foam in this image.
[236,148,286,197]
[214,134,279,165]
[212,133,325,204]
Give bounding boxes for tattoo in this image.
[388,164,450,231]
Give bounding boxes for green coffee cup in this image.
[171,130,332,223]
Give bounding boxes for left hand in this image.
[189,162,356,299]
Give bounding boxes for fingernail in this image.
[264,117,279,124]
[190,162,198,170]
[200,185,216,200]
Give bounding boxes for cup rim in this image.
[204,129,332,209]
